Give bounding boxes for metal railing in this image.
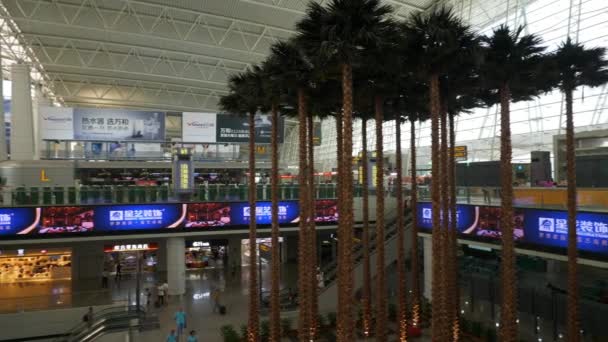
[41,149,266,162]
[0,184,404,207]
[417,186,608,210]
[0,289,132,314]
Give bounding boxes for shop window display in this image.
[0,249,71,283]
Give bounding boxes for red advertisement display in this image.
[39,206,95,234]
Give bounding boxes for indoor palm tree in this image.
[403,7,475,340]
[296,1,395,339]
[219,67,266,342]
[480,25,551,341]
[549,38,608,342]
[260,54,289,342]
[265,39,316,340]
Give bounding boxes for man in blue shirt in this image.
[174,308,187,337]
[187,330,198,342]
[166,329,177,342]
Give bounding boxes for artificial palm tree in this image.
[481,25,551,341]
[296,1,395,339]
[260,53,290,342]
[219,67,266,342]
[265,39,317,340]
[549,38,608,342]
[403,7,475,340]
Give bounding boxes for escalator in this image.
[318,212,413,311]
[52,305,159,342]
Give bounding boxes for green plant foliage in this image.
[280,318,293,336]
[326,312,337,327]
[220,325,240,342]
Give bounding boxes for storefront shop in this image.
[0,248,71,283]
[185,240,227,269]
[103,243,158,274]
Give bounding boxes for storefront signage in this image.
[417,202,608,257]
[104,243,158,252]
[191,241,210,247]
[229,201,299,225]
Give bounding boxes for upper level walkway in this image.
[417,186,608,212]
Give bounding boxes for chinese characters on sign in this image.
[242,205,289,221]
[104,243,159,252]
[0,213,12,232]
[109,209,164,226]
[180,164,190,189]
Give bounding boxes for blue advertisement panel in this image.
[0,208,39,235]
[229,201,300,225]
[417,202,608,256]
[94,204,185,231]
[523,209,608,256]
[74,108,165,141]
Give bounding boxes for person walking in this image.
[166,329,177,342]
[157,283,165,306]
[186,330,198,342]
[101,269,109,289]
[211,287,221,313]
[145,288,151,307]
[115,262,122,283]
[162,282,169,305]
[83,306,94,328]
[174,308,187,338]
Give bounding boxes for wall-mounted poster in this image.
[39,107,74,140]
[182,112,217,143]
[73,108,165,141]
[216,113,284,144]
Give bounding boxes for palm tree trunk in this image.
[308,114,319,339]
[499,83,517,342]
[297,88,311,341]
[429,73,443,342]
[565,89,580,342]
[395,117,408,342]
[410,119,421,327]
[337,62,355,342]
[448,114,459,341]
[361,118,372,337]
[374,95,387,342]
[439,102,450,341]
[247,111,259,342]
[270,104,281,342]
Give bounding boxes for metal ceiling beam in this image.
[45,70,229,94]
[5,17,268,61]
[18,32,257,66]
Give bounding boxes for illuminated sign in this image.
[231,202,299,225]
[180,163,190,189]
[417,202,608,257]
[192,241,210,247]
[104,243,159,252]
[96,204,184,231]
[109,209,164,223]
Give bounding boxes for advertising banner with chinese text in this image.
[39,107,74,140]
[73,108,165,141]
[182,112,217,142]
[216,113,284,143]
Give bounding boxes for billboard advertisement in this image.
[40,206,95,234]
[94,204,185,231]
[0,208,40,235]
[417,202,608,257]
[182,112,217,143]
[40,107,74,140]
[229,201,300,225]
[73,108,165,141]
[185,203,232,227]
[216,113,284,143]
[522,209,608,256]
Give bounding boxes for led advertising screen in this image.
[229,201,300,225]
[522,209,608,256]
[94,204,185,231]
[0,208,39,235]
[314,200,338,223]
[185,203,231,227]
[40,206,95,234]
[417,202,608,257]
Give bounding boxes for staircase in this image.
[318,211,413,311]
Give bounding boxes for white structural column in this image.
[166,237,186,296]
[423,236,432,300]
[10,63,35,160]
[0,53,7,161]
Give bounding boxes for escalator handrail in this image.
[56,305,145,342]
